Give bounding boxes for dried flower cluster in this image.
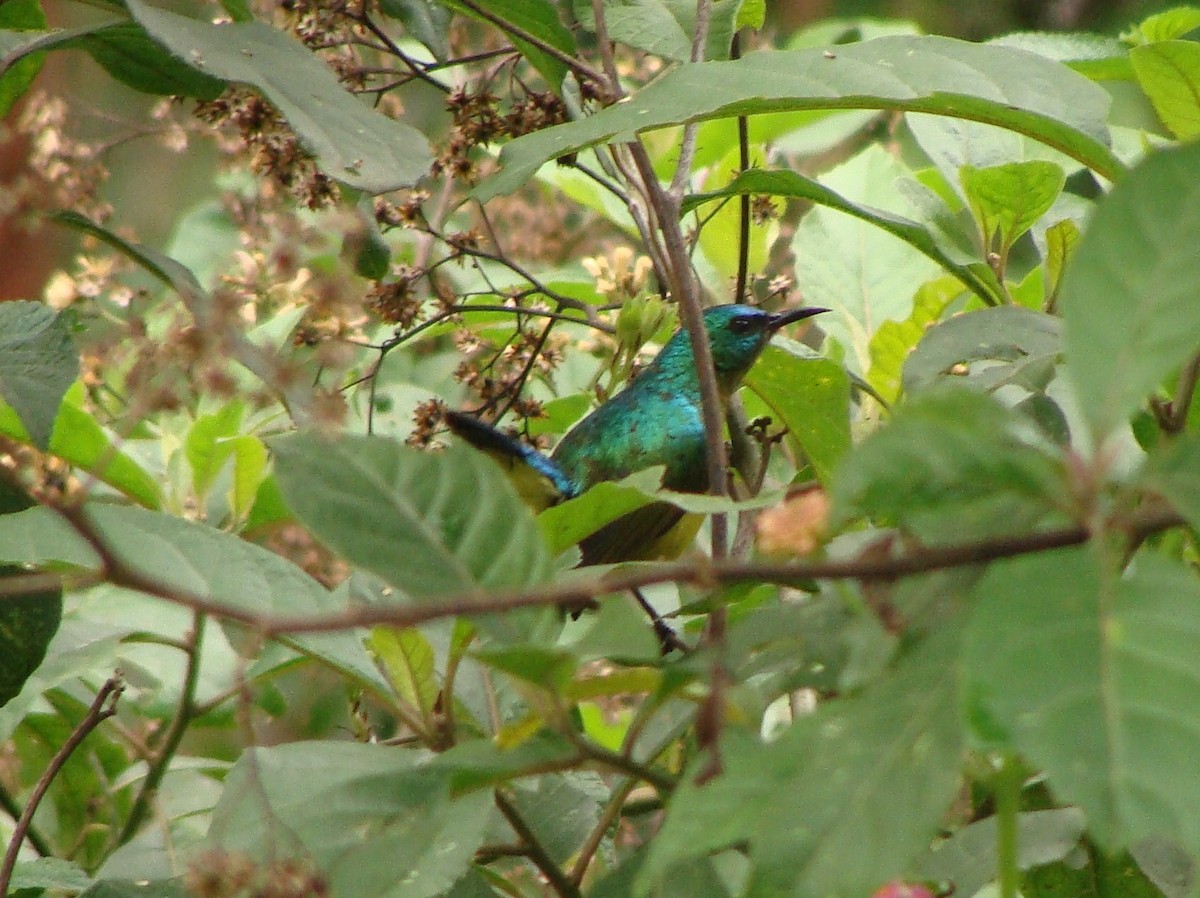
[434,86,567,182]
[0,94,112,226]
[195,88,337,209]
[184,850,328,898]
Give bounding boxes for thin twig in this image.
[495,791,582,898]
[569,776,637,885]
[454,0,606,87]
[0,677,122,897]
[1168,352,1200,434]
[0,784,50,857]
[10,496,1182,638]
[667,0,714,201]
[114,613,205,847]
[351,11,451,92]
[732,31,751,303]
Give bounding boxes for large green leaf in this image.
[683,167,998,305]
[207,742,492,898]
[69,20,226,98]
[1130,40,1200,139]
[0,301,78,450]
[832,387,1066,536]
[913,808,1086,898]
[965,548,1200,856]
[0,17,227,100]
[638,624,964,898]
[0,504,390,695]
[902,305,1062,395]
[478,35,1120,200]
[125,0,431,192]
[792,146,944,371]
[271,434,553,600]
[744,340,851,483]
[1062,141,1200,441]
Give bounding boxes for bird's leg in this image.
[630,587,690,655]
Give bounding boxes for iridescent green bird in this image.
[446,303,827,565]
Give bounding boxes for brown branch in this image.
[7,498,1183,640]
[0,677,123,897]
[667,0,714,201]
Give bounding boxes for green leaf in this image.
[0,480,61,712]
[0,0,48,116]
[682,167,997,305]
[0,622,122,743]
[1024,849,1173,898]
[796,146,946,371]
[478,35,1121,200]
[573,0,743,62]
[1062,141,1200,441]
[913,808,1086,898]
[225,434,268,522]
[639,624,964,898]
[10,857,93,893]
[473,644,576,692]
[694,147,773,280]
[965,549,1200,855]
[369,626,439,721]
[68,20,226,98]
[0,504,390,695]
[220,0,253,23]
[959,161,1066,254]
[573,0,690,60]
[184,401,244,501]
[442,0,573,90]
[832,387,1065,534]
[271,433,553,600]
[1140,432,1200,531]
[867,274,963,403]
[902,305,1062,396]
[0,301,78,450]
[507,773,605,864]
[378,0,451,60]
[990,30,1132,80]
[1125,7,1200,45]
[538,473,660,556]
[125,0,431,192]
[208,742,492,898]
[744,341,851,483]
[1043,217,1079,304]
[78,879,190,897]
[1130,40,1200,139]
[0,396,162,509]
[431,729,579,792]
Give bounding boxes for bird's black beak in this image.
[768,307,829,332]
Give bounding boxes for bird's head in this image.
[700,304,828,388]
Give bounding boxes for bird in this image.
[446,303,828,569]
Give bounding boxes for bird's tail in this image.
[443,410,576,509]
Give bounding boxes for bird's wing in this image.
[579,500,702,565]
[444,411,574,511]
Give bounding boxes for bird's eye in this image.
[728,315,756,335]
